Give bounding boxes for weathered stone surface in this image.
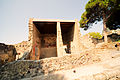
[0,43,17,67]
[22,51,120,80]
[0,43,119,80]
[0,49,101,80]
[80,34,95,49]
[22,59,120,80]
[14,41,31,60]
[28,19,86,60]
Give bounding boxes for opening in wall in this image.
[33,22,57,59]
[60,22,75,54]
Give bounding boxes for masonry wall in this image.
[0,51,100,80]
[30,24,41,60]
[28,18,33,45]
[57,22,66,57]
[41,47,57,59]
[28,19,86,59]
[0,43,17,66]
[80,34,95,49]
[57,20,86,56]
[71,20,86,54]
[14,41,30,60]
[40,34,57,59]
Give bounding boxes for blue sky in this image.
[0,0,103,44]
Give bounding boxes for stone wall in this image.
[71,20,86,54]
[29,23,41,60]
[28,19,86,59]
[0,50,100,80]
[80,34,95,49]
[57,22,66,57]
[41,47,57,59]
[0,43,17,67]
[41,34,56,48]
[14,41,30,60]
[40,34,57,59]
[28,18,33,45]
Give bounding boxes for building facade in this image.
[28,18,85,60]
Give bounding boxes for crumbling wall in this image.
[40,34,57,59]
[41,34,56,48]
[30,24,41,60]
[0,50,100,80]
[0,43,17,67]
[28,19,86,58]
[80,34,95,49]
[14,41,29,60]
[71,20,86,54]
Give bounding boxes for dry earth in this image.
[0,42,120,80]
[22,50,120,80]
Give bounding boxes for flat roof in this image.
[33,21,75,34]
[31,18,77,22]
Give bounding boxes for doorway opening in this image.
[60,22,75,54]
[33,22,57,59]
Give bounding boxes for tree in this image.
[80,0,120,43]
[106,9,120,30]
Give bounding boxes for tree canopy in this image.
[106,9,120,30]
[80,0,120,30]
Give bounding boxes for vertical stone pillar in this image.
[31,23,41,60]
[28,18,33,44]
[57,22,65,57]
[28,18,34,60]
[71,19,85,54]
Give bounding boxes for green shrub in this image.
[88,32,103,39]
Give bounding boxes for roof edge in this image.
[29,18,77,22]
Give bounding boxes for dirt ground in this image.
[53,50,120,80]
[22,50,120,80]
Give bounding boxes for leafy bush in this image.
[88,32,103,39]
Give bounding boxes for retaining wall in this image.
[0,51,100,80]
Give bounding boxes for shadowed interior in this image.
[32,21,75,59]
[60,22,75,54]
[33,22,57,59]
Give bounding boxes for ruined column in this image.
[57,22,66,57]
[28,18,35,60]
[71,19,85,54]
[28,18,34,44]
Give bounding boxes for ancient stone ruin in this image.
[14,41,29,60]
[0,18,120,80]
[28,18,85,60]
[0,43,17,66]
